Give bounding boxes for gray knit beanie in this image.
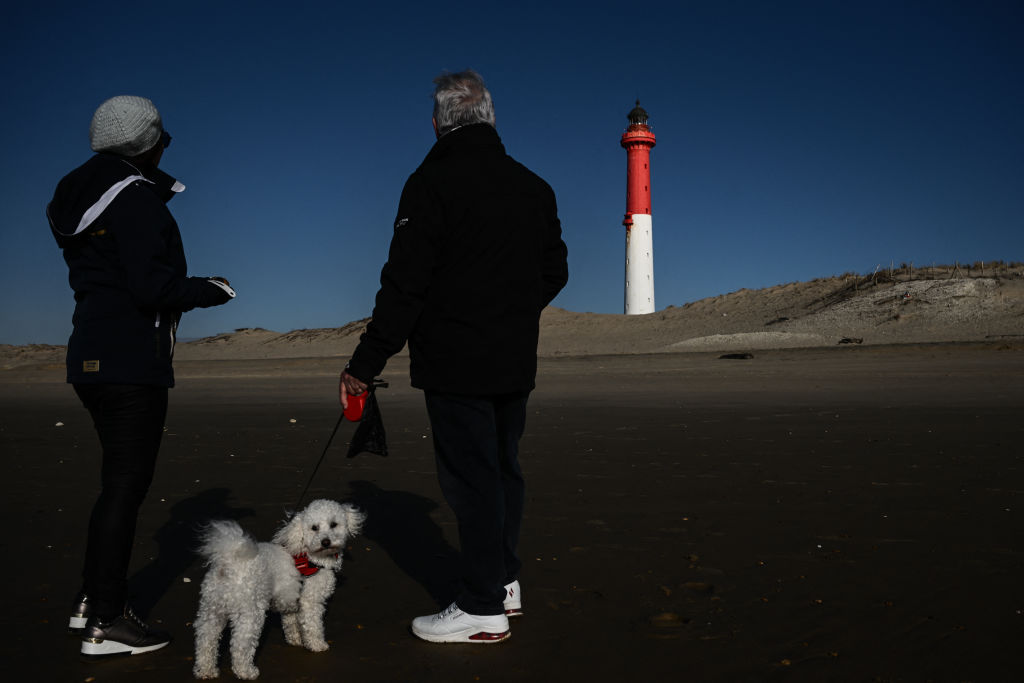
[89,95,163,157]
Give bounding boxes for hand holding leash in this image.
[339,368,367,410]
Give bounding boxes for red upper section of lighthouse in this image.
[621,100,656,227]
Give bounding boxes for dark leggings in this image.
[74,383,168,618]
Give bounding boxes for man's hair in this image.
[432,70,495,136]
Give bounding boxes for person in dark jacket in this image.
[340,70,568,643]
[47,95,235,657]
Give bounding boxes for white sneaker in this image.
[411,603,510,643]
[503,580,523,617]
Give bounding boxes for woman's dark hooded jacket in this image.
[47,153,231,387]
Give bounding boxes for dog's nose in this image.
[321,538,331,548]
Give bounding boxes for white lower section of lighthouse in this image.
[624,213,655,314]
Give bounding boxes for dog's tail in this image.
[196,520,259,565]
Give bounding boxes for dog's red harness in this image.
[293,553,320,576]
[293,552,339,577]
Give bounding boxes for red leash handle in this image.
[344,391,368,421]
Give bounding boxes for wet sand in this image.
[2,345,1022,682]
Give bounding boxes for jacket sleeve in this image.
[540,187,569,309]
[347,173,444,383]
[108,186,231,313]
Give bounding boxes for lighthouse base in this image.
[624,213,655,315]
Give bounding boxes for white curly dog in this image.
[192,499,365,679]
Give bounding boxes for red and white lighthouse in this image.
[621,100,656,315]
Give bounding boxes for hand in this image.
[339,369,367,409]
[205,277,236,303]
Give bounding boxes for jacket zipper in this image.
[155,312,176,357]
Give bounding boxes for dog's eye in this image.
[330,522,338,528]
[311,525,319,532]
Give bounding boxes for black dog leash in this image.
[293,410,346,512]
[293,379,389,511]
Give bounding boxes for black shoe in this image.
[80,606,171,657]
[69,592,91,632]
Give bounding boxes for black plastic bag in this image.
[346,388,388,458]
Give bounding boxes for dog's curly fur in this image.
[192,499,365,680]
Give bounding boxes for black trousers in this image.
[424,390,529,616]
[74,383,168,618]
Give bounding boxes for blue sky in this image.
[2,1,1021,345]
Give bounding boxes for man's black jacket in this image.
[348,123,569,394]
[47,154,230,387]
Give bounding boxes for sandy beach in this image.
[2,269,1023,681]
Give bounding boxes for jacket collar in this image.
[421,123,505,165]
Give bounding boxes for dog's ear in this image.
[272,511,305,554]
[342,504,366,537]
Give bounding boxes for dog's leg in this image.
[299,600,329,652]
[281,610,303,647]
[193,610,228,679]
[229,610,266,680]
[297,573,335,651]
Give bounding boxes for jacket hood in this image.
[47,153,184,239]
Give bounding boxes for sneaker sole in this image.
[81,638,170,657]
[504,608,523,618]
[412,627,511,644]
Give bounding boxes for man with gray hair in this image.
[340,70,568,643]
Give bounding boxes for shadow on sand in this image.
[347,480,459,608]
[128,487,255,617]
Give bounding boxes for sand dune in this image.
[538,270,1024,355]
[5,265,1022,369]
